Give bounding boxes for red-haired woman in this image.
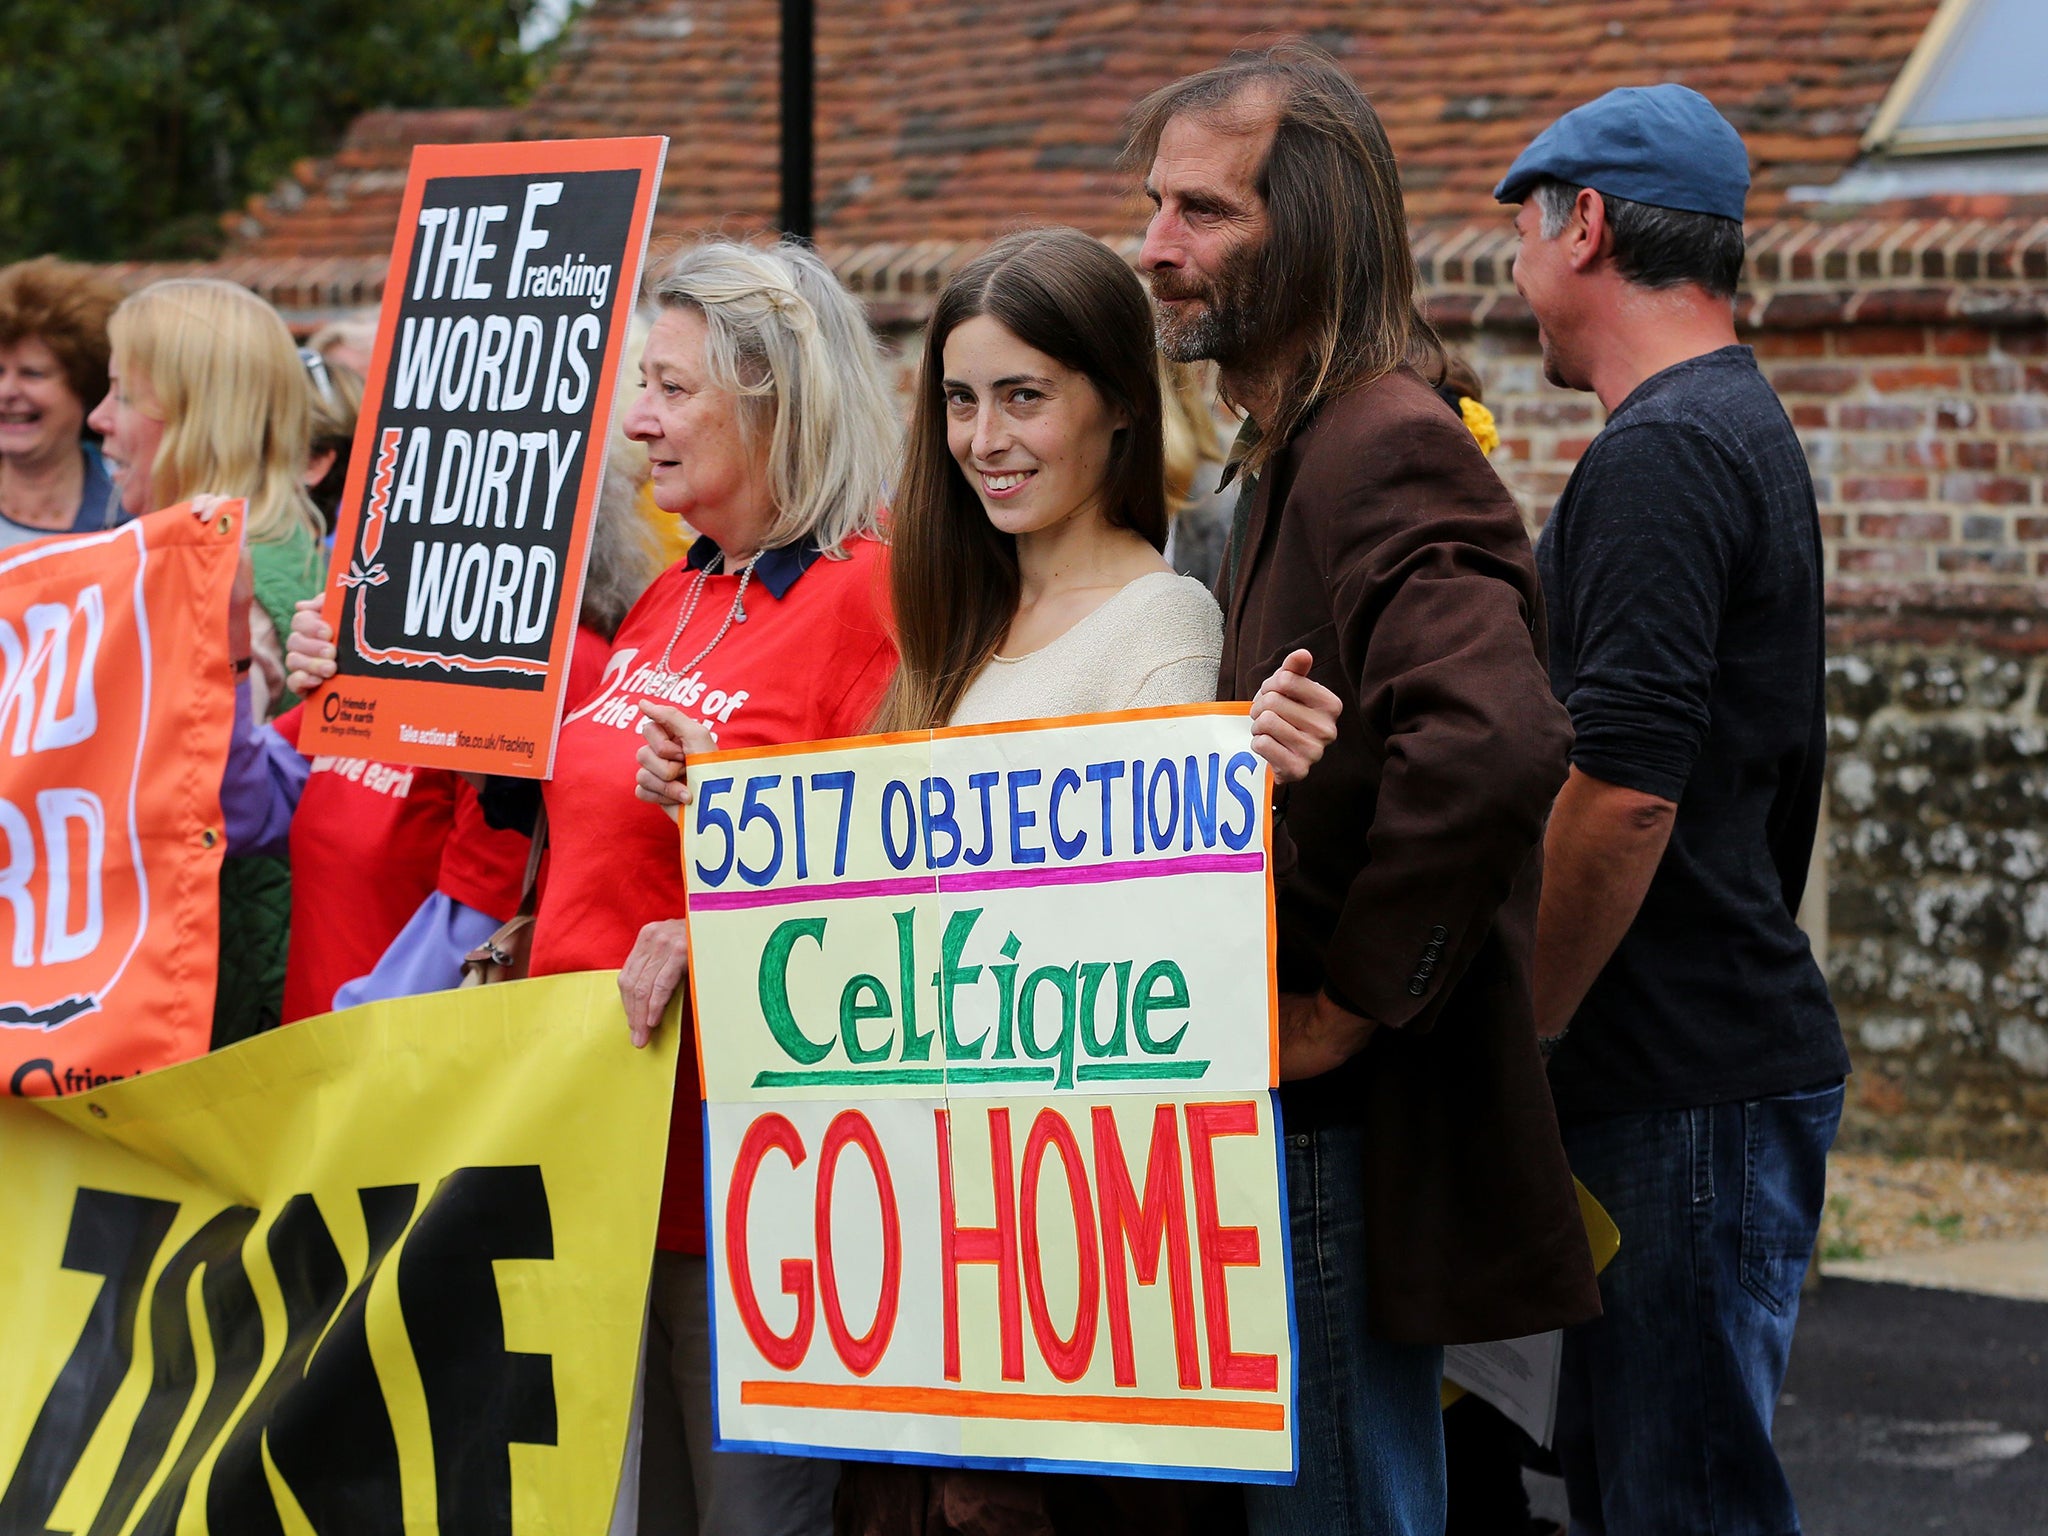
[0,258,126,547]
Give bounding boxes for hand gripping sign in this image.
[684,705,1297,1483]
[1,504,239,1097]
[300,135,667,777]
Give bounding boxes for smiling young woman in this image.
[872,227,1222,737]
[628,231,1343,1536]
[833,226,1339,1536]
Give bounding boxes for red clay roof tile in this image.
[225,0,1947,262]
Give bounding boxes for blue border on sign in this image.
[709,1433,1295,1485]
[1269,1085,1301,1482]
[703,1109,727,1449]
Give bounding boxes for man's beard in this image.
[1149,239,1263,367]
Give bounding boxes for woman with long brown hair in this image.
[873,226,1212,732]
[868,226,1333,763]
[638,226,1340,1535]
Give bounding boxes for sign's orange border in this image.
[300,136,668,778]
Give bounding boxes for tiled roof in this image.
[225,0,1947,263]
[226,108,521,258]
[191,0,2045,333]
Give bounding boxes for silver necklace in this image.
[659,550,759,675]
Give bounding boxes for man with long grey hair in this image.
[1128,45,1600,1535]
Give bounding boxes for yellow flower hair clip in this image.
[1458,395,1500,457]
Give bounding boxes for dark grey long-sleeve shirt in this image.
[1537,345,1848,1119]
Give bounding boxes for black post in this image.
[779,0,814,240]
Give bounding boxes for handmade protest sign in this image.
[684,705,1296,1482]
[0,973,675,1532]
[1,503,239,1096]
[301,136,667,777]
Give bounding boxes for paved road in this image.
[1778,1277,2048,1534]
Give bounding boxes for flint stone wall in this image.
[1822,615,2048,1166]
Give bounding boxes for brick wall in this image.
[1453,322,2048,574]
[1438,275,2048,1163]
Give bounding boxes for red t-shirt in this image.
[532,537,895,1252]
[276,706,457,1022]
[275,624,610,1022]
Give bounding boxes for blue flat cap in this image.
[1494,84,1750,222]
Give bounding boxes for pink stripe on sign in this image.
[690,875,933,912]
[941,851,1265,893]
[689,852,1265,910]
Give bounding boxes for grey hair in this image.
[577,461,665,639]
[650,240,897,557]
[1530,179,1745,298]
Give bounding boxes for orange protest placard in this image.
[299,136,667,777]
[0,503,239,1096]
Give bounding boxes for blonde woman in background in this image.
[90,278,327,1046]
[1160,358,1233,590]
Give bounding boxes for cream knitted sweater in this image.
[949,570,1224,725]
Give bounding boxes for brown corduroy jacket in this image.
[1220,363,1600,1345]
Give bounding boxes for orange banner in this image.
[0,503,238,1096]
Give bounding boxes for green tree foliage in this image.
[0,0,559,262]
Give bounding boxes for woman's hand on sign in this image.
[1250,650,1342,786]
[634,701,719,823]
[620,918,690,1047]
[284,599,338,697]
[189,492,235,527]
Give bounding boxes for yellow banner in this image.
[0,972,676,1535]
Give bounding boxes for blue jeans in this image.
[1557,1082,1844,1536]
[1245,1122,1447,1536]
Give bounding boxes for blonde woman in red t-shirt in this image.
[291,240,898,1536]
[637,228,1339,1536]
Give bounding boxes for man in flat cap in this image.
[1498,85,1849,1534]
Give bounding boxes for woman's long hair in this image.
[873,227,1166,732]
[106,279,322,544]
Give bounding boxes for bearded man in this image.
[1129,46,1600,1535]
